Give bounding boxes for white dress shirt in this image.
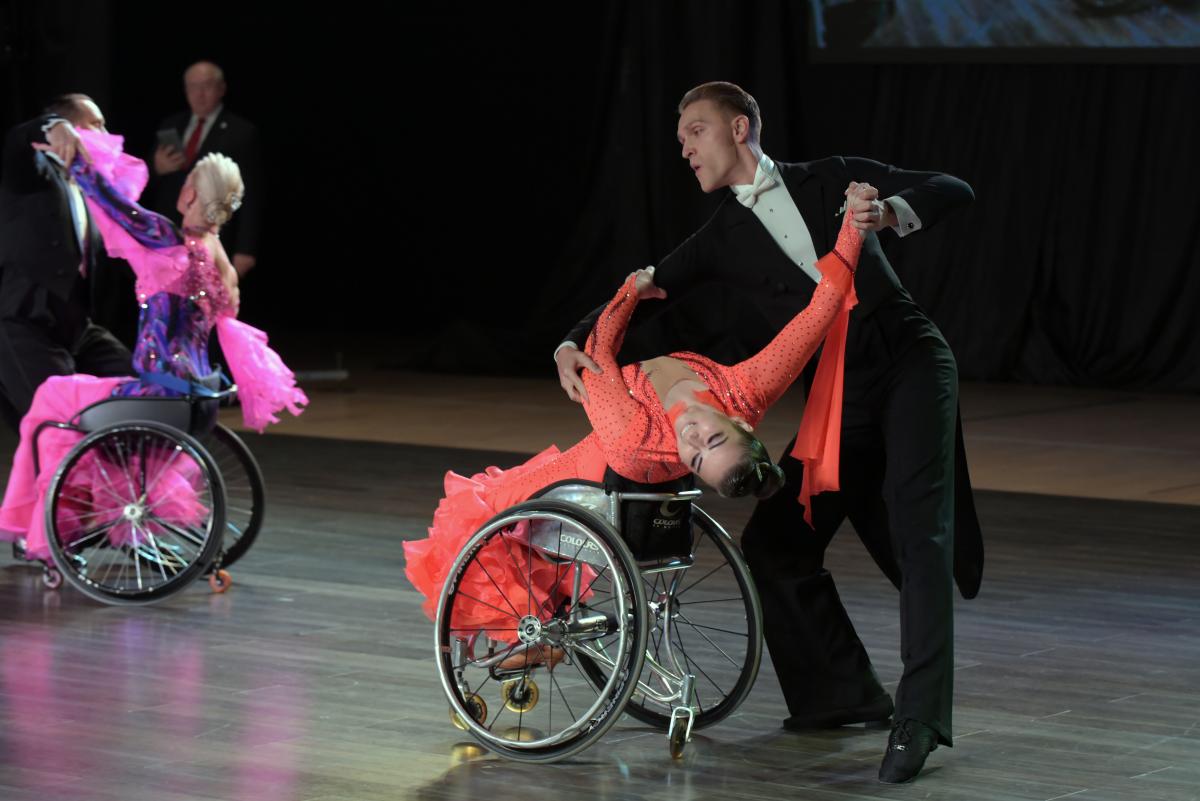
[732,154,824,283]
[732,153,924,286]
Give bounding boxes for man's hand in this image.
[154,145,187,175]
[845,181,896,232]
[555,345,601,404]
[633,266,667,301]
[232,253,257,277]
[32,121,90,166]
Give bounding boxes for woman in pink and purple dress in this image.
[0,129,306,562]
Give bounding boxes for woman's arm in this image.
[579,271,656,462]
[555,207,721,403]
[731,184,869,408]
[209,235,241,315]
[71,159,182,250]
[65,134,192,299]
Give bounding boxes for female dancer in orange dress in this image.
[404,183,871,631]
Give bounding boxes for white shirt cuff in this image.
[553,341,579,361]
[886,195,922,238]
[40,117,71,136]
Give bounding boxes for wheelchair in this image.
[22,376,265,605]
[435,473,764,762]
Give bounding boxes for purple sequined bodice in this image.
[117,237,235,397]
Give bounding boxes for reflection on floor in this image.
[0,434,1196,801]
[0,371,1197,800]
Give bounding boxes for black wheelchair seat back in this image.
[603,468,694,561]
[75,372,223,436]
[77,396,191,433]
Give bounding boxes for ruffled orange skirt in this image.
[403,440,607,641]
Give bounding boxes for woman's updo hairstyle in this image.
[717,426,786,500]
[190,152,244,227]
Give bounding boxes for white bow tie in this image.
[733,170,777,208]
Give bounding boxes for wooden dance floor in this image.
[1,375,1198,801]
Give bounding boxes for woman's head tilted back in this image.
[718,425,786,500]
[674,403,785,500]
[180,153,243,228]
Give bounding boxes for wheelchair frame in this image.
[435,481,763,762]
[16,385,264,603]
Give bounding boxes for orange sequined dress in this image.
[402,211,862,630]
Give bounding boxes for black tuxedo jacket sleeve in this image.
[563,156,973,367]
[0,115,102,301]
[145,108,264,257]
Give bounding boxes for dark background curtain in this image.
[2,1,1197,390]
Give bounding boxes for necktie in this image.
[732,169,777,208]
[184,117,206,163]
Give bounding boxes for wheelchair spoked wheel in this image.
[194,424,264,569]
[583,506,763,731]
[435,500,647,763]
[43,422,225,605]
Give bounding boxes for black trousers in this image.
[742,333,958,746]
[0,276,131,431]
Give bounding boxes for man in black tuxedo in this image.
[146,61,262,277]
[556,82,983,783]
[0,95,132,431]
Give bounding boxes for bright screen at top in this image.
[809,0,1200,60]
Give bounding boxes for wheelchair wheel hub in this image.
[517,615,544,645]
[651,594,680,624]
[122,503,146,523]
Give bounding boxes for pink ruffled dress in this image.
[0,130,306,561]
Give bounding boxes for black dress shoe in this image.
[783,693,894,730]
[878,718,939,783]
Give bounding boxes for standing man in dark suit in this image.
[0,94,132,431]
[556,82,984,783]
[147,61,262,277]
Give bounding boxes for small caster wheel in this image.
[42,568,63,590]
[208,569,232,593]
[668,706,694,759]
[669,720,688,759]
[450,693,488,730]
[502,678,539,713]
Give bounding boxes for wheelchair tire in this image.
[435,499,648,763]
[44,421,225,605]
[194,424,264,568]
